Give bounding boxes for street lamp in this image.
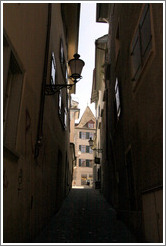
[45,53,85,95]
[88,137,103,153]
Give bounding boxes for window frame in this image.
[59,38,67,82]
[115,78,121,119]
[50,52,56,85]
[3,36,24,152]
[130,3,154,84]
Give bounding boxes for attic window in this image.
[88,122,94,129]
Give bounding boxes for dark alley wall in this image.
[3,3,79,242]
[97,3,163,243]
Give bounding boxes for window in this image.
[79,159,86,167]
[60,39,67,81]
[86,132,90,139]
[58,90,67,129]
[131,4,152,81]
[89,132,94,140]
[86,146,93,154]
[58,89,62,115]
[81,174,87,185]
[3,37,23,150]
[64,107,67,128]
[86,159,90,167]
[88,122,94,128]
[115,78,121,118]
[79,132,86,139]
[79,145,86,153]
[79,131,94,139]
[79,145,93,154]
[51,52,56,85]
[79,159,93,167]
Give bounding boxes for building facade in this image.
[73,106,96,186]
[93,3,163,243]
[3,3,80,242]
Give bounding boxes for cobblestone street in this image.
[32,187,136,243]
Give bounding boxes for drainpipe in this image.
[34,3,52,159]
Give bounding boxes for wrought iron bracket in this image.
[45,84,73,95]
[45,77,81,95]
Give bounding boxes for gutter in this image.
[34,3,52,159]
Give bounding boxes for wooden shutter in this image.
[86,146,89,153]
[131,30,142,81]
[140,4,152,62]
[86,160,90,167]
[79,132,82,138]
[79,145,81,151]
[79,159,81,167]
[86,132,90,139]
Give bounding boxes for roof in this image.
[76,106,96,128]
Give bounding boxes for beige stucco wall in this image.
[73,126,95,186]
[3,3,79,242]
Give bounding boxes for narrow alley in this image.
[3,2,164,244]
[32,187,136,243]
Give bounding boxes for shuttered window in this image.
[86,132,90,139]
[79,132,90,139]
[131,4,152,81]
[86,146,89,153]
[86,160,90,167]
[79,145,86,153]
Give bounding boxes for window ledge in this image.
[3,144,20,161]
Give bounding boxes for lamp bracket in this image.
[45,84,74,95]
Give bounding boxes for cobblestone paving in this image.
[33,187,136,243]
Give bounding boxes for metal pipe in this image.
[34,3,52,159]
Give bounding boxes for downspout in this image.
[34,3,52,159]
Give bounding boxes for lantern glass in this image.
[68,54,85,81]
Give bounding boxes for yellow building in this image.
[73,106,96,186]
[3,3,80,242]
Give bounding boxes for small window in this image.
[115,78,121,119]
[58,89,62,115]
[88,123,94,129]
[60,40,65,65]
[86,146,93,154]
[86,160,93,167]
[86,159,90,167]
[86,132,90,139]
[79,159,86,167]
[79,132,86,139]
[64,107,67,128]
[131,4,152,81]
[60,39,67,81]
[89,132,94,140]
[79,145,86,153]
[51,52,56,85]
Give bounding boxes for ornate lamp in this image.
[88,137,103,153]
[45,53,85,95]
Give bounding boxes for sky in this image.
[72,3,108,121]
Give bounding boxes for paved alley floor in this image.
[33,187,136,243]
